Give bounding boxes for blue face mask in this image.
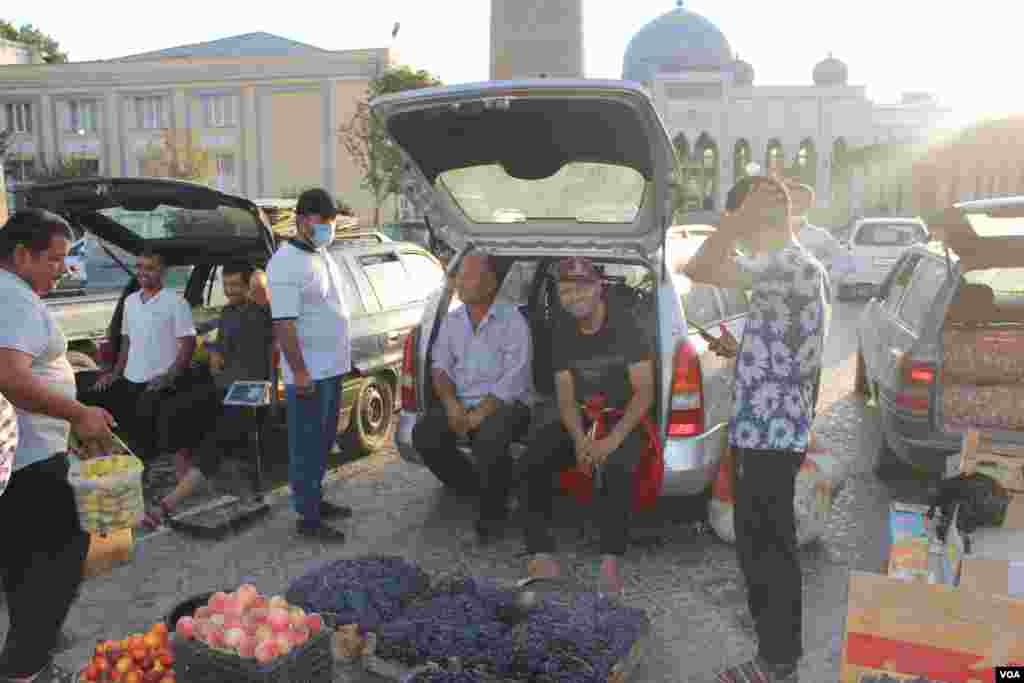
[310,223,334,249]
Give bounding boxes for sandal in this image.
[716,658,798,683]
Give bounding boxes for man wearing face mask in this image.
[412,251,533,544]
[267,188,352,542]
[685,177,827,683]
[519,256,655,597]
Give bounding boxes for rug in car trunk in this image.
[943,383,1024,431]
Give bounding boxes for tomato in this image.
[94,656,110,673]
[131,648,147,663]
[82,662,99,681]
[151,623,169,637]
[158,652,173,668]
[123,671,143,683]
[116,656,134,673]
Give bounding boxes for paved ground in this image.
[1,300,939,682]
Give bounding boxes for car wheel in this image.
[348,376,395,453]
[854,350,869,396]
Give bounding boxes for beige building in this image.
[0,33,397,224]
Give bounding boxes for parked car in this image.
[855,197,1024,473]
[837,217,929,300]
[23,178,446,453]
[375,79,750,499]
[51,235,89,295]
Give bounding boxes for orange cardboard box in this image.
[841,571,1024,683]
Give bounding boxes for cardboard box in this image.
[840,571,1024,683]
[953,430,1024,493]
[960,559,1024,599]
[887,503,936,583]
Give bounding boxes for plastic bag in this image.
[708,446,847,547]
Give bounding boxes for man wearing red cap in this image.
[517,256,655,596]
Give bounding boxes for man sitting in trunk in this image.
[412,251,533,544]
[519,256,655,597]
[144,261,274,525]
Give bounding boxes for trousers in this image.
[0,454,89,677]
[286,375,342,526]
[734,447,805,668]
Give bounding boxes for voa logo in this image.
[997,666,1024,679]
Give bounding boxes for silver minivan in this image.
[375,80,747,498]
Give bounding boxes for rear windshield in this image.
[855,223,926,246]
[101,205,264,241]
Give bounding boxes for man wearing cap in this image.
[412,251,533,544]
[267,188,352,542]
[518,256,655,597]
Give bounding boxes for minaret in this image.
[490,0,584,80]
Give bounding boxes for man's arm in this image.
[606,359,655,447]
[0,349,88,424]
[111,336,130,378]
[170,336,196,377]
[555,370,585,444]
[272,320,311,380]
[683,229,752,289]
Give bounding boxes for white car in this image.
[376,80,752,499]
[838,217,929,299]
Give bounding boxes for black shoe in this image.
[296,521,346,543]
[474,519,505,545]
[320,500,353,519]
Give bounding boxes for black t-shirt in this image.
[552,301,654,411]
[218,303,274,388]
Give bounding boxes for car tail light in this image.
[896,356,934,414]
[668,338,704,437]
[400,330,419,412]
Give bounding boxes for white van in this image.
[838,217,928,299]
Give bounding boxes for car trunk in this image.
[930,201,1024,439]
[420,255,662,441]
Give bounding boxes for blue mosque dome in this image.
[622,1,733,83]
[732,57,754,86]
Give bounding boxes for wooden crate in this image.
[957,430,1024,493]
[83,528,134,578]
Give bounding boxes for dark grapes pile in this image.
[408,672,482,683]
[285,556,430,631]
[375,576,649,683]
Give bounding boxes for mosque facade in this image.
[626,1,951,220]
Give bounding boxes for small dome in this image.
[622,1,733,84]
[732,57,754,86]
[813,53,848,86]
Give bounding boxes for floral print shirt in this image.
[729,241,827,453]
[0,391,16,497]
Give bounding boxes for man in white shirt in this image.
[267,188,352,543]
[84,249,197,479]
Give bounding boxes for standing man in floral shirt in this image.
[685,176,827,683]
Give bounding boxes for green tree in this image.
[0,20,68,63]
[339,65,441,226]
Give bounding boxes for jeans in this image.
[521,419,644,556]
[412,402,531,523]
[734,448,805,669]
[286,375,342,526]
[0,454,89,678]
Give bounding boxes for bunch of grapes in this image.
[375,576,649,683]
[408,672,481,683]
[284,556,430,632]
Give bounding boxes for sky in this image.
[8,0,1020,129]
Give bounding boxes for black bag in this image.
[928,472,1010,542]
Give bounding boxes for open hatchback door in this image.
[371,79,677,259]
[21,177,274,268]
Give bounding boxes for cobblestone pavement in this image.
[1,301,937,682]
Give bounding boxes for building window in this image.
[4,102,33,133]
[203,95,236,128]
[67,100,99,132]
[135,96,166,130]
